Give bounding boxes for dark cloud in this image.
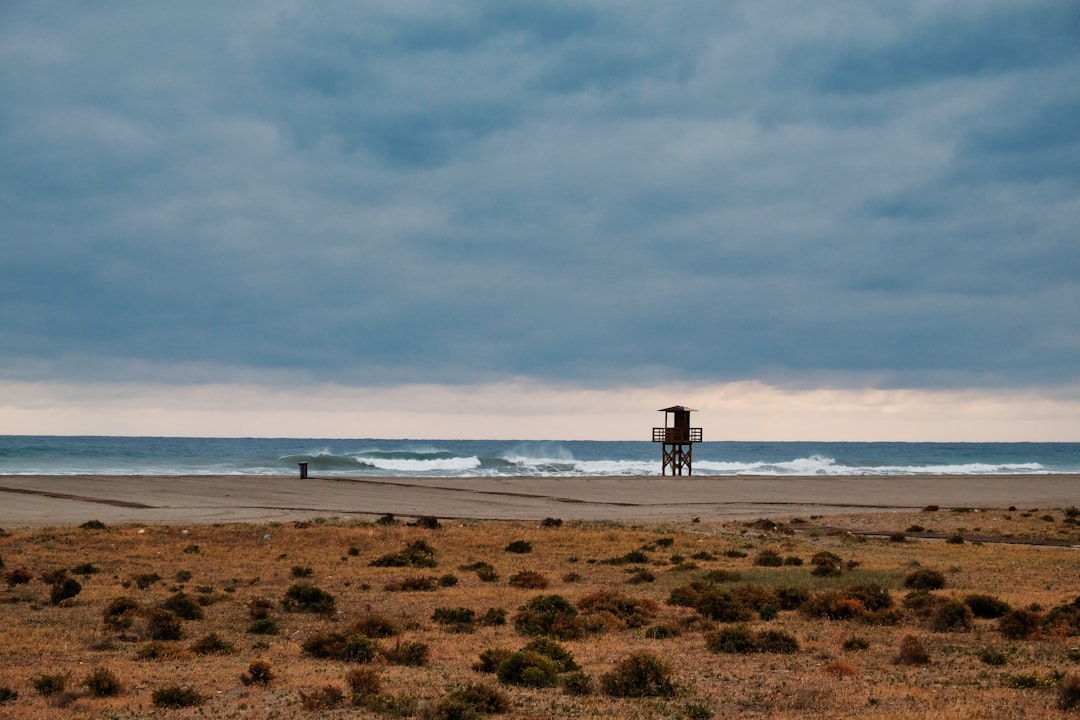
[1,1,1077,391]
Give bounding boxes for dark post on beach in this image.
[298,462,308,479]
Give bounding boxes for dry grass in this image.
[0,509,1078,718]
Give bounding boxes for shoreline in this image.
[0,473,1077,528]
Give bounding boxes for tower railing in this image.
[651,427,702,443]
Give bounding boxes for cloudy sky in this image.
[2,1,1078,440]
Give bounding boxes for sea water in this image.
[1,436,1078,477]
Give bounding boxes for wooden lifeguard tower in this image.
[652,406,702,476]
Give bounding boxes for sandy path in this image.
[0,474,1076,528]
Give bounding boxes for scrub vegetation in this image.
[0,507,1079,718]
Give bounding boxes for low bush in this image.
[144,608,183,641]
[1059,673,1080,711]
[754,549,784,567]
[706,624,757,654]
[300,685,345,710]
[246,617,279,635]
[894,635,931,665]
[382,640,430,666]
[998,608,1043,640]
[562,670,594,696]
[71,562,99,575]
[475,648,514,673]
[82,667,122,697]
[964,593,1011,619]
[541,517,563,527]
[350,613,399,638]
[152,685,203,708]
[371,540,437,568]
[282,582,336,614]
[577,589,658,631]
[345,666,381,696]
[241,659,273,686]
[509,570,549,589]
[384,575,440,592]
[600,652,676,698]
[131,572,161,590]
[462,561,500,582]
[33,673,68,697]
[191,632,235,655]
[160,591,204,620]
[505,540,533,554]
[0,687,16,703]
[480,608,507,626]
[930,599,974,633]
[5,568,32,586]
[513,594,582,639]
[823,660,860,677]
[843,636,870,651]
[905,568,946,590]
[978,647,1008,666]
[429,683,509,718]
[496,650,562,687]
[302,632,376,662]
[433,606,476,631]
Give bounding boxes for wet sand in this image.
[0,473,1076,528]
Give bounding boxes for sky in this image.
[1,1,1079,441]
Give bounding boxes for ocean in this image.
[1,436,1079,477]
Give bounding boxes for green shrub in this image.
[246,617,279,635]
[433,606,476,631]
[290,565,313,578]
[522,636,579,671]
[461,561,500,582]
[513,594,582,639]
[382,640,430,666]
[384,575,440,591]
[82,667,122,697]
[47,577,81,605]
[496,650,562,687]
[777,586,810,611]
[561,670,593,696]
[474,648,514,673]
[152,685,203,708]
[371,540,437,568]
[131,572,161,589]
[904,568,946,590]
[190,632,235,655]
[843,636,870,651]
[541,517,563,527]
[144,608,183,641]
[754,549,783,567]
[303,632,376,662]
[431,683,510,718]
[0,687,17,703]
[480,608,506,626]
[845,584,894,612]
[757,629,799,653]
[350,613,399,638]
[930,599,974,633]
[33,673,68,697]
[80,519,107,530]
[505,540,533,554]
[282,582,336,614]
[977,647,1008,666]
[706,624,757,654]
[71,563,99,575]
[964,594,1011,619]
[600,652,676,698]
[160,591,204,620]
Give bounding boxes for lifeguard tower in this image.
[652,406,702,476]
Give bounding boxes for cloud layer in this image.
[2,1,1078,401]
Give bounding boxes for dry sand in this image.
[0,473,1077,528]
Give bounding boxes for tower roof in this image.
[658,405,696,412]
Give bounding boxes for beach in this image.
[0,473,1077,528]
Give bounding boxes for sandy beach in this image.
[0,473,1076,528]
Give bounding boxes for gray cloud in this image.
[1,1,1078,391]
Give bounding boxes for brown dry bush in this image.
[300,684,345,710]
[600,652,676,698]
[508,570,549,588]
[240,658,273,686]
[894,635,931,665]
